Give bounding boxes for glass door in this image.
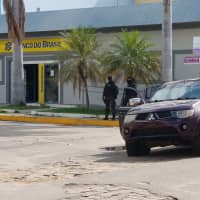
[24,64,38,103]
[44,64,59,104]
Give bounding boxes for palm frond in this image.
[59,27,102,108]
[103,31,160,84]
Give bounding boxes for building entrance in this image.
[24,64,38,103]
[44,64,59,104]
[24,63,59,104]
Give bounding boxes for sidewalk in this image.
[0,109,119,127]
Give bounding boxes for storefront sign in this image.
[0,37,69,53]
[184,56,200,64]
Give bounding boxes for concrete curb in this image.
[0,114,119,127]
[30,111,103,119]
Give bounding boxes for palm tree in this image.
[3,0,25,105]
[59,27,102,109]
[102,31,160,84]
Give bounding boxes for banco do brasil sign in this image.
[0,37,69,53]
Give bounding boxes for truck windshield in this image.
[150,81,200,102]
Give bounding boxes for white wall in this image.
[0,85,6,103]
[62,83,83,105]
[174,53,200,80]
[97,27,200,51]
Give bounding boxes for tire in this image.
[192,137,200,155]
[126,141,150,157]
[126,141,138,156]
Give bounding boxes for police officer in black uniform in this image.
[121,77,138,106]
[103,76,119,120]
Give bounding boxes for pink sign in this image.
[184,56,200,64]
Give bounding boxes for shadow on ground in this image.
[94,145,197,163]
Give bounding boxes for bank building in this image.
[0,0,199,105]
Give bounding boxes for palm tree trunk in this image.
[11,0,25,104]
[11,40,25,104]
[83,79,90,109]
[162,0,172,82]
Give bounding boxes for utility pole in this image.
[162,0,172,82]
[135,0,173,82]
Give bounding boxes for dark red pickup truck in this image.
[119,78,200,156]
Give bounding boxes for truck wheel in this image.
[126,141,150,156]
[192,137,200,155]
[126,141,138,156]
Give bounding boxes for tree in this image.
[59,28,102,109]
[3,0,26,105]
[102,31,160,84]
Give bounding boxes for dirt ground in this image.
[0,121,200,200]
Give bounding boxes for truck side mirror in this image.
[129,97,144,106]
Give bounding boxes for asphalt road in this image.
[0,121,200,200]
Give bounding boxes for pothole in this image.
[0,160,128,183]
[63,183,178,200]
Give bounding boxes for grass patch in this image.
[0,110,6,113]
[0,105,49,110]
[42,107,105,115]
[0,105,106,116]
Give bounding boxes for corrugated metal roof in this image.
[0,0,199,34]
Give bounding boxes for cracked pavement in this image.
[0,121,199,199]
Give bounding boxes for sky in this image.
[0,0,132,13]
[23,0,126,12]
